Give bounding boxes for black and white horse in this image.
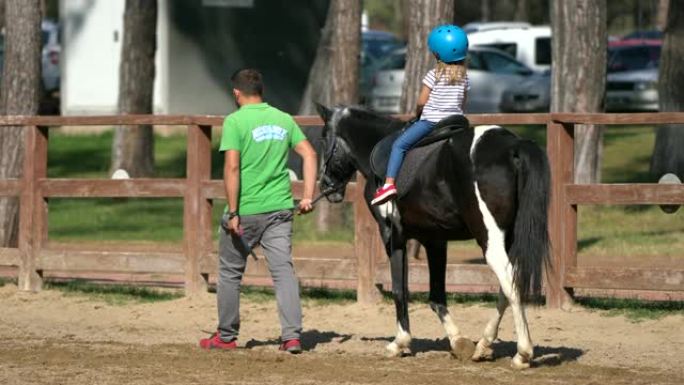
[315,104,551,369]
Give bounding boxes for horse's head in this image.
[315,103,358,203]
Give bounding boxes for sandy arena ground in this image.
[0,283,683,385]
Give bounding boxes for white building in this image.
[59,0,326,115]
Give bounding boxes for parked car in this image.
[623,30,663,40]
[360,30,405,104]
[605,39,661,111]
[499,72,550,112]
[362,29,404,62]
[369,46,544,114]
[462,21,531,34]
[467,25,551,73]
[41,20,61,93]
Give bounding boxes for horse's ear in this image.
[315,103,332,122]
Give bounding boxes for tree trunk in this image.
[0,0,5,31]
[481,0,491,22]
[299,0,360,115]
[399,0,454,115]
[111,0,157,177]
[299,0,361,232]
[0,0,42,247]
[657,0,670,31]
[651,0,684,181]
[515,0,529,21]
[551,0,607,184]
[400,1,453,257]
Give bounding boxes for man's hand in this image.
[293,140,317,215]
[221,214,242,234]
[298,198,314,214]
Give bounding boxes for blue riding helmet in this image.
[427,24,468,63]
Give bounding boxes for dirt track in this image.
[1,284,683,385]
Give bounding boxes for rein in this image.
[311,187,335,206]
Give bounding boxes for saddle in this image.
[369,115,470,188]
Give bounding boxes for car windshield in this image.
[608,45,661,72]
[535,37,551,65]
[363,32,403,61]
[377,51,406,71]
[480,51,531,75]
[480,43,517,58]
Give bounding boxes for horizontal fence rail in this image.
[0,113,683,307]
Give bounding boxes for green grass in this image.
[406,291,499,307]
[45,127,681,259]
[241,285,357,305]
[36,278,684,319]
[45,279,183,305]
[241,285,497,307]
[48,129,353,245]
[48,129,229,179]
[576,296,684,322]
[578,205,684,257]
[49,198,184,243]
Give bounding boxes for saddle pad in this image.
[370,115,470,187]
[370,138,445,198]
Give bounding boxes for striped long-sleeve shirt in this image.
[420,69,469,123]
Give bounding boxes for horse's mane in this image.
[335,105,405,137]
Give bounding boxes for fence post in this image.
[546,119,576,309]
[18,125,47,292]
[184,124,212,295]
[354,173,382,304]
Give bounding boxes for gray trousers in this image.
[217,209,302,342]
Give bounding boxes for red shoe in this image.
[279,338,302,354]
[371,184,397,205]
[199,332,237,350]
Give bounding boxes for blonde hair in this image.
[434,61,467,85]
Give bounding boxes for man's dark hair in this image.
[231,68,263,96]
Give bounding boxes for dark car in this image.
[605,39,661,111]
[623,30,663,40]
[359,30,404,104]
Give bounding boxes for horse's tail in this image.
[508,139,551,304]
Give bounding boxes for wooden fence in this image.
[0,113,682,308]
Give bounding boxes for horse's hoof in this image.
[511,353,531,370]
[385,342,406,357]
[471,339,494,362]
[450,337,475,362]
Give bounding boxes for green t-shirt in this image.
[220,102,306,216]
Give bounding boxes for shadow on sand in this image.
[244,329,352,351]
[360,336,583,367]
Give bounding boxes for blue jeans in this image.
[386,120,436,179]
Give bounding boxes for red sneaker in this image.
[371,184,397,205]
[279,339,302,354]
[199,332,237,350]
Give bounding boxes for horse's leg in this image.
[480,228,534,369]
[366,184,411,357]
[385,240,411,357]
[473,190,533,369]
[424,240,473,359]
[472,289,508,361]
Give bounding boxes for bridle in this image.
[314,133,340,203]
[313,109,359,204]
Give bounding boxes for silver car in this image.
[41,20,61,93]
[370,46,540,114]
[605,40,661,112]
[499,72,550,112]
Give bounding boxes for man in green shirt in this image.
[200,69,317,354]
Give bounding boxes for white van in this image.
[467,26,551,72]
